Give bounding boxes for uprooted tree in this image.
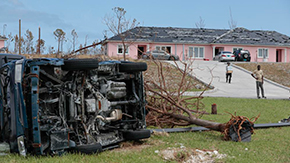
[144,60,259,141]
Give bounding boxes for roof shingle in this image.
[108,26,290,46]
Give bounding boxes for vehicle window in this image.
[1,57,22,64]
[233,47,243,52]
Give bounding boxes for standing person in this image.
[251,65,266,99]
[226,62,233,83]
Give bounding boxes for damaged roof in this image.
[108,26,290,46]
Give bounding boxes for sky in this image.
[1,0,290,53]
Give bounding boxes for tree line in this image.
[5,28,102,55]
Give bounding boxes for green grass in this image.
[1,97,289,162]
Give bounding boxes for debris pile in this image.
[279,116,290,123]
[156,144,227,163]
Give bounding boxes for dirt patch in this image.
[235,62,290,87]
[113,141,151,153]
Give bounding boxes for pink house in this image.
[0,35,7,52]
[104,27,290,62]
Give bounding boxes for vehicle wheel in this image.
[72,143,102,154]
[122,129,151,141]
[169,56,175,61]
[61,59,99,71]
[119,62,147,72]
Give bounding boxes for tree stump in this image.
[211,104,217,114]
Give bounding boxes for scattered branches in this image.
[195,16,206,29]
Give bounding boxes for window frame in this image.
[117,44,129,55]
[258,48,269,58]
[188,46,204,58]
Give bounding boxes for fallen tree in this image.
[144,60,258,141]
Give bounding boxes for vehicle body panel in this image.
[233,49,251,62]
[0,53,25,67]
[213,51,235,62]
[142,50,179,60]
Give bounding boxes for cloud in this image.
[0,1,71,28]
[8,0,24,7]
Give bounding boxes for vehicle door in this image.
[160,51,169,60]
[152,50,162,60]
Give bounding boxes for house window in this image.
[258,48,268,58]
[117,45,129,54]
[156,46,171,53]
[189,47,204,58]
[189,47,194,57]
[233,47,243,52]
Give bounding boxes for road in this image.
[172,60,290,100]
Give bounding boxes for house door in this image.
[276,49,282,62]
[214,47,224,56]
[137,45,146,59]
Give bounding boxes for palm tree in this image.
[53,29,66,56]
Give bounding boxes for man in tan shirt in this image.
[251,65,266,99]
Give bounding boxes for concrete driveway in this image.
[172,60,290,100]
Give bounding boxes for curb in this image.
[232,63,290,92]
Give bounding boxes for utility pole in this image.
[19,19,21,55]
[38,27,41,54]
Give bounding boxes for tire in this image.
[122,129,151,141]
[119,62,147,72]
[72,143,102,154]
[244,54,248,58]
[62,59,99,71]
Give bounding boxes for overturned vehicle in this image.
[0,58,150,155]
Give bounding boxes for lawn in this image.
[1,97,289,163]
